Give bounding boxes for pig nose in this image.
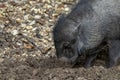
[59,57,69,62]
[63,42,71,49]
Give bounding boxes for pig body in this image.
[53,0,120,68]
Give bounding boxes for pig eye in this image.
[54,39,61,43]
[63,42,71,49]
[71,39,76,44]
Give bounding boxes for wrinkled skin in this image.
[53,15,82,64]
[53,0,120,68]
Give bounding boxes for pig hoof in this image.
[84,64,91,68]
[106,63,115,68]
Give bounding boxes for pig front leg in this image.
[107,40,120,68]
[84,42,106,68]
[84,53,97,68]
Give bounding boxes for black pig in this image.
[53,0,120,68]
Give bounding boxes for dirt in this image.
[0,0,120,80]
[0,54,120,80]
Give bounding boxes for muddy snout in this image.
[59,57,70,63]
[58,54,78,65]
[56,43,79,65]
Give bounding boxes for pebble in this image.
[0,58,4,63]
[0,24,5,28]
[44,4,52,9]
[11,30,19,35]
[65,7,70,11]
[34,15,41,19]
[117,66,120,70]
[42,0,51,3]
[13,0,27,3]
[64,5,70,11]
[16,18,22,23]
[24,14,29,20]
[32,8,40,14]
[77,77,87,80]
[32,27,37,31]
[29,20,36,25]
[16,42,22,46]
[26,26,33,30]
[9,78,15,80]
[21,23,27,27]
[52,77,59,80]
[0,13,3,17]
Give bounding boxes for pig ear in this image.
[58,14,65,23]
[74,26,81,37]
[59,14,65,18]
[77,38,84,55]
[54,14,65,29]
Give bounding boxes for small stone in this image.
[44,13,48,17]
[0,13,3,17]
[23,33,27,36]
[0,24,5,28]
[9,1,18,6]
[99,66,105,69]
[52,77,59,80]
[34,15,41,19]
[9,78,15,80]
[16,18,22,23]
[29,20,36,25]
[49,19,54,22]
[46,27,51,32]
[32,27,37,31]
[21,23,26,27]
[11,30,19,35]
[77,77,87,80]
[65,7,70,11]
[44,4,52,9]
[29,1,35,5]
[16,42,22,46]
[31,7,38,13]
[33,69,38,76]
[26,26,33,30]
[0,58,4,63]
[24,14,29,20]
[117,66,120,70]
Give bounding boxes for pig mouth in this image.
[59,48,79,64]
[63,48,74,58]
[59,55,78,65]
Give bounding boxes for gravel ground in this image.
[0,0,120,80]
